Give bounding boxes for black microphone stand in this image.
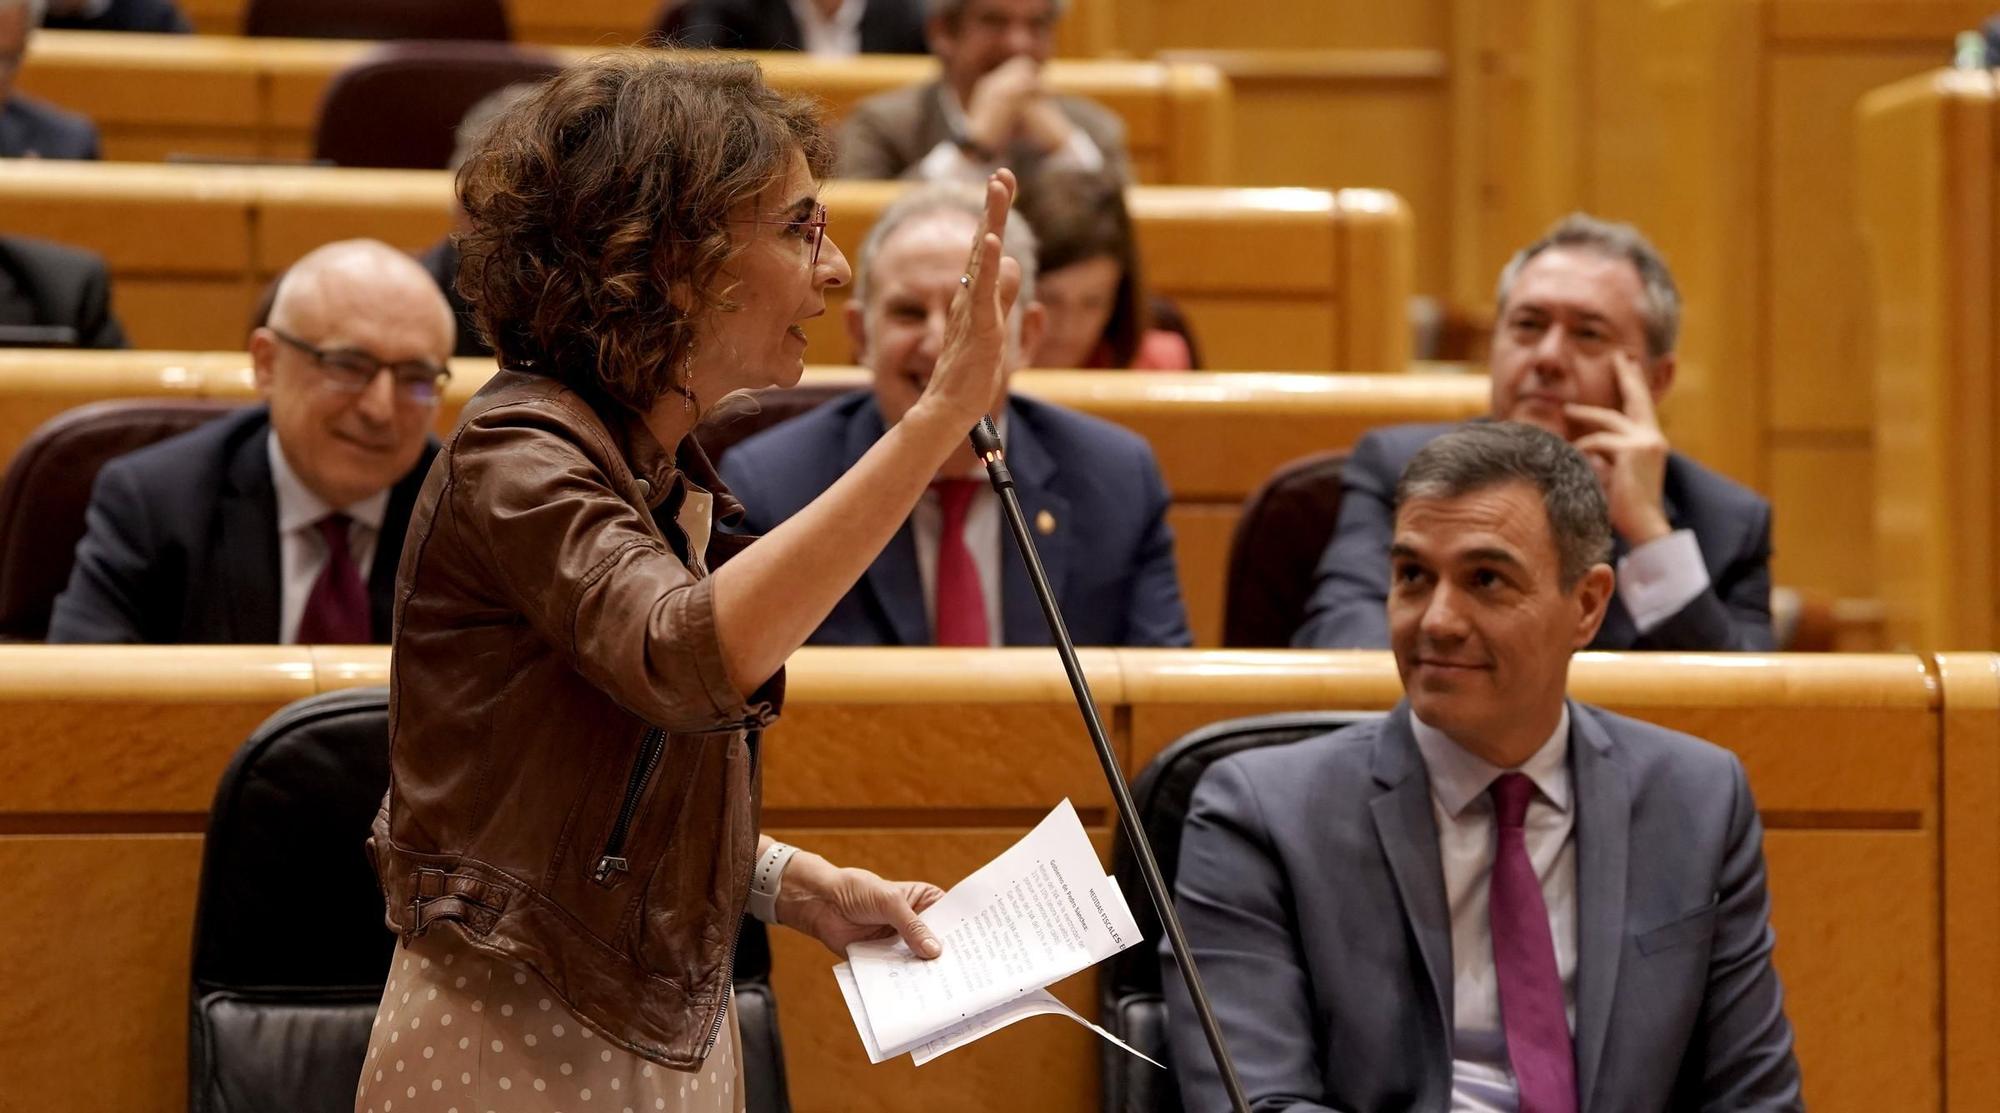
[969,417,1251,1113]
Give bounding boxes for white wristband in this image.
[747,841,800,924]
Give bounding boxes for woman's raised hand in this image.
[912,169,1022,432]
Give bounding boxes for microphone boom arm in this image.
[968,417,1251,1113]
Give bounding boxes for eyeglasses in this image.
[732,203,829,268]
[269,328,451,406]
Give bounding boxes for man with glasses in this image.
[835,0,1127,183]
[0,0,101,159]
[50,239,452,644]
[720,185,1190,648]
[1293,213,1775,652]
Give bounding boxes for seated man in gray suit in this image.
[1295,214,1772,651]
[835,0,1127,183]
[0,0,101,159]
[1168,422,1801,1112]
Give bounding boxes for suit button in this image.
[636,478,653,501]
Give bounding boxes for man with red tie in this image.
[49,239,450,644]
[719,185,1189,648]
[1166,422,1801,1112]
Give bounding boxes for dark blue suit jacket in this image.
[47,406,437,644]
[44,0,193,32]
[719,391,1192,647]
[0,233,125,348]
[1167,701,1802,1112]
[675,0,927,53]
[1293,422,1775,651]
[0,94,100,160]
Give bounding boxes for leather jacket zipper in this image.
[593,727,665,885]
[702,859,751,1057]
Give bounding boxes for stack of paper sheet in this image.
[833,799,1161,1067]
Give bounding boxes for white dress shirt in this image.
[1617,528,1709,634]
[1410,706,1578,1113]
[267,434,387,645]
[911,85,1106,183]
[908,417,1006,646]
[785,0,865,57]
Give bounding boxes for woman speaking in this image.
[355,53,1021,1113]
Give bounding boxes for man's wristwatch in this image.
[747,841,801,924]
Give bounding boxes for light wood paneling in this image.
[0,646,1968,1112]
[1768,49,1948,435]
[1156,49,1450,299]
[1937,652,2000,1104]
[1856,68,1998,651]
[1112,0,1448,53]
[1770,439,1877,600]
[0,163,1411,372]
[16,32,1222,181]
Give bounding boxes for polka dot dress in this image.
[354,932,745,1113]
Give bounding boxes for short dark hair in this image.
[454,53,831,412]
[1495,212,1680,359]
[1394,422,1613,588]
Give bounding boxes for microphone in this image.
[968,416,1251,1113]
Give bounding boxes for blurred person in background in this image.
[49,240,449,643]
[0,0,101,159]
[42,0,191,32]
[673,0,927,55]
[836,0,1126,183]
[1016,168,1193,370]
[0,232,125,347]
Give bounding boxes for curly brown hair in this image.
[454,52,832,412]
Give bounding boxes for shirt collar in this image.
[1410,703,1572,820]
[266,430,389,535]
[788,0,864,35]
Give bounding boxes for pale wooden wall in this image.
[1453,0,1994,609]
[1857,68,2000,652]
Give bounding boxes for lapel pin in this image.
[1035,510,1057,536]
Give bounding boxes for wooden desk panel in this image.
[0,646,1969,1112]
[0,648,1976,1104]
[17,32,1225,183]
[0,162,1410,371]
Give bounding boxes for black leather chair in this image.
[1220,450,1347,648]
[1100,710,1381,1113]
[243,0,509,40]
[0,398,237,641]
[693,380,849,467]
[188,687,792,1113]
[312,42,561,170]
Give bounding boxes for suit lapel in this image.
[1569,702,1629,1111]
[217,421,282,643]
[1367,705,1455,1039]
[847,401,929,645]
[996,402,1070,646]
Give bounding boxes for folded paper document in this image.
[832,799,1161,1067]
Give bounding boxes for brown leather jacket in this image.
[369,368,782,1069]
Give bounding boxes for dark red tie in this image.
[296,513,372,644]
[1489,772,1577,1113]
[932,479,989,646]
